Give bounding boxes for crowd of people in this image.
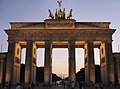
[15,82,35,89]
[58,80,119,89]
[0,81,119,89]
[54,80,105,89]
[0,82,35,89]
[69,81,104,89]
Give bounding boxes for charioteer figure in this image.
[48,0,73,19]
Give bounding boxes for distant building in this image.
[0,52,7,85]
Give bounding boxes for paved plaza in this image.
[1,84,120,89]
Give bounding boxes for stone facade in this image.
[3,19,116,85]
[0,53,7,85]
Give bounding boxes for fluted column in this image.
[2,58,6,86]
[0,60,3,84]
[6,41,15,84]
[84,41,95,84]
[119,61,120,84]
[100,41,114,85]
[0,59,6,85]
[44,41,52,86]
[25,41,36,83]
[114,59,119,85]
[68,41,76,83]
[6,41,21,84]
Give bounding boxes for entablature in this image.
[9,19,111,29]
[5,28,115,42]
[10,22,45,29]
[76,22,111,28]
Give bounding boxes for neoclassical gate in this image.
[4,19,115,85]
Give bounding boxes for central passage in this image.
[52,48,68,78]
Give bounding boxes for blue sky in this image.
[0,0,120,77]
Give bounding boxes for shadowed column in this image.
[0,60,3,84]
[100,41,114,85]
[2,57,6,86]
[25,41,36,83]
[6,41,15,84]
[6,41,21,84]
[0,53,7,86]
[44,41,52,86]
[84,41,95,84]
[68,41,76,83]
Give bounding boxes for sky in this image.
[0,0,120,77]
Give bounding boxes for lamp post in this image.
[1,45,2,52]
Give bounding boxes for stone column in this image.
[114,59,119,85]
[2,58,6,86]
[68,41,76,83]
[100,41,114,85]
[6,41,21,84]
[6,41,15,84]
[118,60,120,84]
[15,42,21,84]
[0,60,3,84]
[44,41,52,86]
[84,41,95,84]
[25,41,36,83]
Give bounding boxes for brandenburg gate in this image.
[4,1,115,86]
[5,19,115,85]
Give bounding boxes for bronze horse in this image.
[55,8,66,19]
[67,9,73,19]
[48,9,54,19]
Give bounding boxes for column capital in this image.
[8,40,15,43]
[84,41,94,49]
[8,40,21,44]
[85,40,94,44]
[45,41,52,48]
[26,40,33,43]
[26,41,37,46]
[101,40,112,44]
[68,40,75,43]
[68,41,75,47]
[45,40,52,43]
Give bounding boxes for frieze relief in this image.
[11,22,45,29]
[46,22,74,28]
[7,30,112,41]
[45,19,75,28]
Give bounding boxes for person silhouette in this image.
[31,82,35,89]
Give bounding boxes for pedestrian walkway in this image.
[1,85,120,89]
